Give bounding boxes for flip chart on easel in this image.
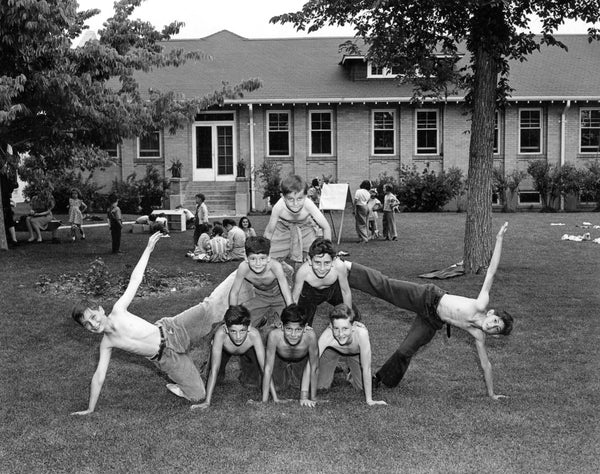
[319,183,353,244]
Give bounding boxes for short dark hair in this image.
[311,178,320,187]
[281,304,307,326]
[280,174,308,195]
[196,223,211,235]
[329,304,355,322]
[224,305,251,327]
[383,184,393,193]
[245,236,270,256]
[223,218,236,228]
[195,193,205,201]
[360,180,372,190]
[71,300,96,326]
[308,237,336,259]
[212,224,224,236]
[108,193,118,205]
[239,216,252,228]
[497,310,514,336]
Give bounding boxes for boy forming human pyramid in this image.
[262,304,320,407]
[264,174,332,265]
[293,237,358,327]
[229,236,293,326]
[347,222,514,399]
[191,305,278,410]
[307,303,387,406]
[70,232,247,414]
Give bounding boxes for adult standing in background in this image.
[1,159,19,246]
[354,180,371,244]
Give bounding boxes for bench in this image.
[15,217,63,241]
[150,209,186,232]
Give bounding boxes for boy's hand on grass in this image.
[490,394,508,401]
[70,409,93,416]
[190,402,210,410]
[300,399,316,408]
[367,399,388,406]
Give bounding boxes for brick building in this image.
[97,31,600,214]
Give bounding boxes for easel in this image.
[320,183,353,245]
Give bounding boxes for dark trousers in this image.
[347,262,443,387]
[216,347,261,387]
[297,280,361,327]
[110,225,121,252]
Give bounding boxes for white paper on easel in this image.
[319,183,352,211]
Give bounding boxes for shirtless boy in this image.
[229,236,293,325]
[262,304,319,407]
[191,305,277,410]
[71,232,219,414]
[309,304,387,406]
[347,222,514,399]
[264,174,331,264]
[293,237,357,326]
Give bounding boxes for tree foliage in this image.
[272,0,600,272]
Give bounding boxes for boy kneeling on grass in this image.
[71,232,229,415]
[191,305,278,410]
[262,304,320,407]
[307,304,386,406]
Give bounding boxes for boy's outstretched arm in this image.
[477,222,508,306]
[262,333,277,402]
[336,260,353,309]
[263,200,282,240]
[113,232,166,311]
[474,333,506,400]
[305,199,332,240]
[300,333,319,408]
[71,339,112,415]
[357,330,387,406]
[191,334,224,410]
[272,261,293,306]
[251,333,280,402]
[228,264,248,306]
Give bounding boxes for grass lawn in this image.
[1,211,598,473]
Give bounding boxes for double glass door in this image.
[193,116,235,181]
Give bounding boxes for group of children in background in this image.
[358,182,400,242]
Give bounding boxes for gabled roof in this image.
[134,30,600,104]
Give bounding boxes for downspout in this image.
[248,103,255,209]
[560,100,571,211]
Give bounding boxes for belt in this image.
[149,325,166,361]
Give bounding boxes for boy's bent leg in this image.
[348,262,429,314]
[316,347,341,390]
[376,315,437,387]
[156,349,206,402]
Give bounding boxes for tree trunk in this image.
[463,45,498,274]
[0,180,7,251]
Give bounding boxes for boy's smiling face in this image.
[283,322,305,346]
[282,191,306,213]
[226,324,249,346]
[246,253,269,275]
[309,253,333,279]
[331,317,353,346]
[81,307,108,334]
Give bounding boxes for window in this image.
[415,109,439,155]
[138,130,161,158]
[580,108,600,153]
[104,140,120,159]
[367,62,403,78]
[372,110,396,155]
[267,111,290,156]
[310,111,332,155]
[493,111,500,154]
[518,191,541,205]
[519,109,542,154]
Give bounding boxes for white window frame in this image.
[579,107,600,154]
[372,109,396,155]
[415,109,439,155]
[518,108,543,154]
[309,110,333,157]
[137,130,162,158]
[367,61,403,78]
[266,110,291,157]
[493,111,500,155]
[518,191,541,205]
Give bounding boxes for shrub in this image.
[581,160,600,210]
[254,161,282,207]
[397,163,465,211]
[527,160,560,211]
[47,171,106,213]
[493,168,527,212]
[108,165,168,214]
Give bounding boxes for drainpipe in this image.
[560,100,571,210]
[248,103,255,209]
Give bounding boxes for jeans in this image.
[347,262,445,387]
[317,347,363,391]
[110,224,121,252]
